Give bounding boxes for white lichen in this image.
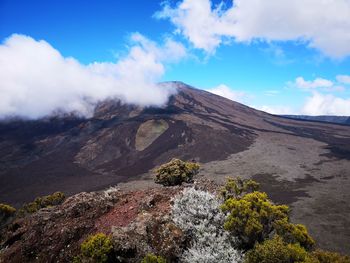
[103,186,120,200]
[172,188,242,263]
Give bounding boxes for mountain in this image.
[1,81,350,253]
[282,115,350,125]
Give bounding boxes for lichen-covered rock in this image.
[0,180,218,263]
[0,191,119,263]
[111,212,187,263]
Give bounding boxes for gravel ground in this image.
[200,131,350,254]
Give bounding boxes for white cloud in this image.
[257,105,295,115]
[302,92,350,115]
[294,77,334,89]
[205,84,245,102]
[156,0,350,58]
[336,74,350,84]
[288,76,346,92]
[156,0,235,53]
[0,34,186,119]
[277,76,350,115]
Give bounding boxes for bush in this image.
[19,191,65,215]
[221,191,289,249]
[39,191,65,207]
[311,249,350,263]
[245,236,350,263]
[244,235,312,263]
[220,177,260,200]
[80,233,113,263]
[274,218,315,250]
[154,159,199,186]
[0,203,16,217]
[0,203,16,226]
[172,188,242,263]
[141,253,167,263]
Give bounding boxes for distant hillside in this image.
[1,81,350,253]
[282,115,350,125]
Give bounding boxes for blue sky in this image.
[1,0,350,117]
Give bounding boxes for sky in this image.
[1,0,350,118]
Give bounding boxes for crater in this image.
[135,119,169,151]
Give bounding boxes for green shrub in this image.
[311,249,350,263]
[220,178,316,251]
[274,218,315,250]
[0,203,16,217]
[141,253,167,263]
[40,191,65,207]
[220,177,260,200]
[80,233,113,263]
[221,191,289,249]
[244,235,313,263]
[19,191,65,215]
[245,237,350,263]
[154,159,199,186]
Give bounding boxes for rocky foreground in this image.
[1,175,350,263]
[0,180,217,263]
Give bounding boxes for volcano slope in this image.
[1,81,350,253]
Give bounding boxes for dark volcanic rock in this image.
[0,81,350,222]
[0,82,256,207]
[0,191,119,262]
[0,185,187,263]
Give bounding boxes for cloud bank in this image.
[302,92,350,115]
[206,81,350,116]
[156,0,350,58]
[256,94,350,116]
[289,76,346,92]
[294,77,334,89]
[337,75,350,84]
[0,34,186,119]
[205,84,245,102]
[258,105,294,115]
[271,75,350,115]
